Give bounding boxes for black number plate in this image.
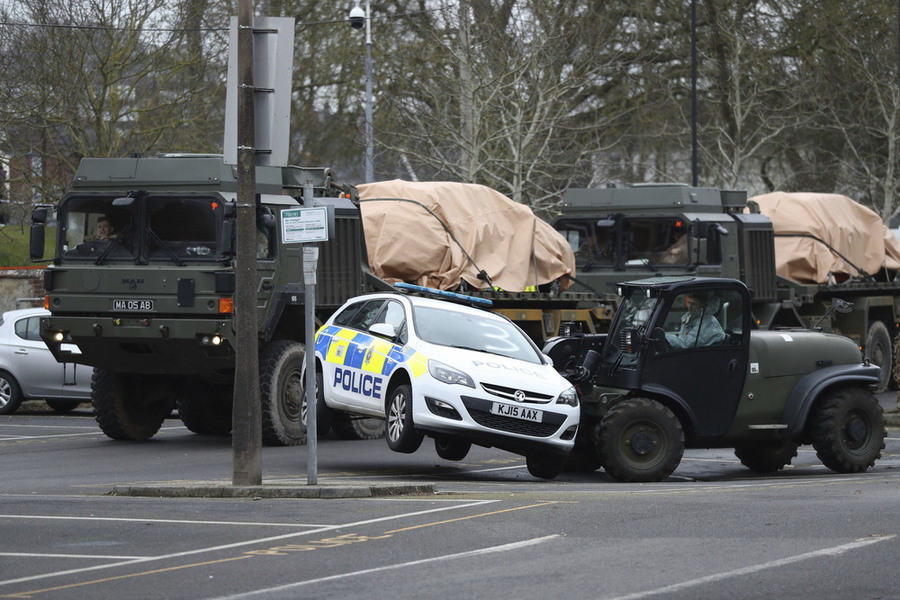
[111,299,155,311]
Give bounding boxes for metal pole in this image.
[364,0,374,182]
[690,0,698,187]
[232,0,262,486]
[303,182,318,486]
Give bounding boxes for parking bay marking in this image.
[603,535,896,600]
[212,535,561,600]
[0,499,501,589]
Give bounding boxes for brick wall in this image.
[0,268,44,312]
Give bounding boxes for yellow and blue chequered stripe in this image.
[315,325,428,378]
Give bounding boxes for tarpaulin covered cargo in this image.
[357,180,576,292]
[750,191,900,284]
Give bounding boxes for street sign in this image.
[281,207,331,243]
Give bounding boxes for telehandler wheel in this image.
[734,441,799,473]
[865,321,892,393]
[809,387,886,473]
[434,436,471,461]
[597,398,684,483]
[92,370,173,441]
[563,421,603,472]
[259,340,307,447]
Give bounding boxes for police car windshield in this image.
[413,306,541,363]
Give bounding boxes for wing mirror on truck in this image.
[812,297,854,329]
[29,206,49,261]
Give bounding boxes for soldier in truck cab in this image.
[92,216,118,240]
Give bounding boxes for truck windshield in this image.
[57,194,228,262]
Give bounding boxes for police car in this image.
[314,285,580,479]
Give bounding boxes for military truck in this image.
[544,276,887,482]
[29,154,391,445]
[551,184,900,391]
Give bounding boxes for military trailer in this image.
[552,184,900,391]
[545,276,887,482]
[30,154,390,445]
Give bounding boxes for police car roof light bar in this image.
[393,282,493,308]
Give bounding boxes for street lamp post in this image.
[350,1,374,182]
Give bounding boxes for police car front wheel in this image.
[385,384,424,453]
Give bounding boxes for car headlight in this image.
[427,359,475,388]
[556,386,578,407]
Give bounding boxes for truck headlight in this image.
[428,359,475,388]
[556,386,578,407]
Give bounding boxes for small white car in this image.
[0,308,92,415]
[314,287,579,479]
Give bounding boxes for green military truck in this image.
[30,154,390,445]
[544,276,887,482]
[551,184,900,391]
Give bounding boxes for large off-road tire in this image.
[434,436,471,461]
[734,441,799,473]
[526,452,565,480]
[176,380,232,436]
[865,321,892,393]
[92,370,173,441]
[385,383,423,453]
[332,413,385,440]
[259,340,307,447]
[809,386,886,473]
[45,399,83,414]
[0,370,23,415]
[564,421,603,472]
[597,398,685,483]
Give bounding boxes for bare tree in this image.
[0,0,228,202]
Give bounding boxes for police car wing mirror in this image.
[369,322,397,340]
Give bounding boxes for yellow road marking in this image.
[0,556,252,599]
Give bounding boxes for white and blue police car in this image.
[314,285,579,479]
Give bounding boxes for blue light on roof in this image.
[393,282,493,307]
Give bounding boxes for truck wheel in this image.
[434,436,471,461]
[302,371,334,437]
[597,398,684,483]
[92,370,172,441]
[332,414,385,440]
[259,340,307,446]
[385,383,423,453]
[734,441,799,473]
[176,381,232,436]
[0,370,23,415]
[526,452,565,480]
[865,321,892,392]
[809,387,886,473]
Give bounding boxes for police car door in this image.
[325,299,405,414]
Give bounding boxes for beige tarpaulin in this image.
[749,191,900,284]
[357,180,576,292]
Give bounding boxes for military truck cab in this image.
[546,276,886,482]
